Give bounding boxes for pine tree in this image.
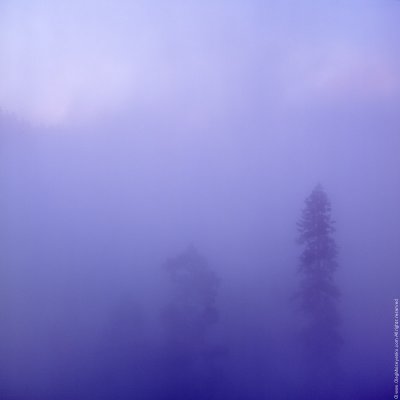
[296,184,342,398]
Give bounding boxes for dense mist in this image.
[1,1,400,399]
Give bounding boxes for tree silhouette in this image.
[160,246,224,400]
[296,184,342,399]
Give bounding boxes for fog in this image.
[1,1,400,399]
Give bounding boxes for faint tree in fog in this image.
[160,246,224,400]
[296,184,342,399]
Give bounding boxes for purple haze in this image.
[0,1,400,399]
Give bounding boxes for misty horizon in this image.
[1,1,400,399]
